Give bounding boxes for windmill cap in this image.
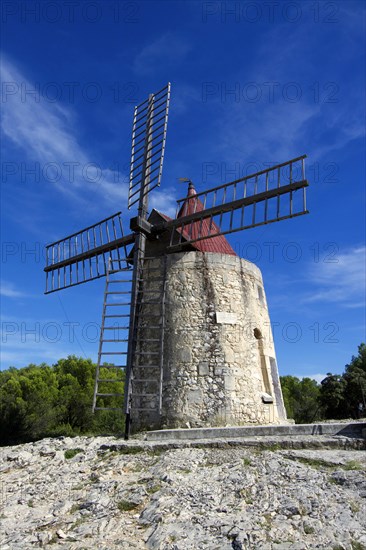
[187,181,196,196]
[176,182,237,256]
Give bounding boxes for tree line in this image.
[281,343,366,423]
[0,356,124,446]
[0,344,365,446]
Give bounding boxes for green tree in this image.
[319,373,346,419]
[319,344,366,420]
[0,356,125,446]
[0,364,60,443]
[54,356,96,433]
[280,375,321,423]
[0,368,28,444]
[343,343,366,418]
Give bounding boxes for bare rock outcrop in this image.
[1,436,365,549]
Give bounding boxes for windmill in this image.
[44,83,309,438]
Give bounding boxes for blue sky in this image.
[1,0,365,381]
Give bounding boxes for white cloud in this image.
[303,246,366,308]
[0,281,27,299]
[149,187,177,218]
[217,101,320,162]
[0,57,129,207]
[133,33,191,75]
[1,57,180,223]
[209,20,365,164]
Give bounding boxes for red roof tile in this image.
[176,183,237,256]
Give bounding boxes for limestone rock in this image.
[0,436,365,549]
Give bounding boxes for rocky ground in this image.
[1,435,365,549]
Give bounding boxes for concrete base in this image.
[145,422,366,441]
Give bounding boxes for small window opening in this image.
[254,328,272,396]
[254,328,262,340]
[257,286,264,305]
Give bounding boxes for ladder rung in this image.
[142,290,164,294]
[106,303,131,306]
[139,314,161,318]
[103,326,129,330]
[97,379,124,383]
[104,315,130,318]
[106,291,130,295]
[134,364,160,368]
[94,407,123,411]
[101,339,129,342]
[100,352,127,355]
[101,365,126,368]
[135,352,160,356]
[108,280,133,283]
[138,301,161,305]
[143,338,160,342]
[137,277,163,282]
[131,407,158,411]
[96,393,124,397]
[131,393,157,397]
[133,379,159,383]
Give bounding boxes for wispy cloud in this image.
[1,56,178,218]
[209,20,365,164]
[133,33,192,75]
[217,101,320,162]
[1,281,28,299]
[1,57,129,207]
[303,246,366,308]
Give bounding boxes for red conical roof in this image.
[176,182,237,256]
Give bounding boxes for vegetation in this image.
[280,375,321,423]
[319,343,366,420]
[281,343,366,423]
[0,355,124,446]
[0,344,365,445]
[117,499,140,512]
[64,448,84,460]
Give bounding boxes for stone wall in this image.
[131,251,287,431]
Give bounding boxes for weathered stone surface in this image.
[1,436,365,549]
[131,252,287,432]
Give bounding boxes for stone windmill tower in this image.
[44,84,309,437]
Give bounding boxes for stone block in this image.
[178,348,192,362]
[205,254,222,265]
[214,366,225,376]
[187,388,203,405]
[224,375,236,391]
[223,347,235,363]
[198,362,209,376]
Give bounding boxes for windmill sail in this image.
[44,212,134,293]
[155,155,309,250]
[128,83,171,208]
